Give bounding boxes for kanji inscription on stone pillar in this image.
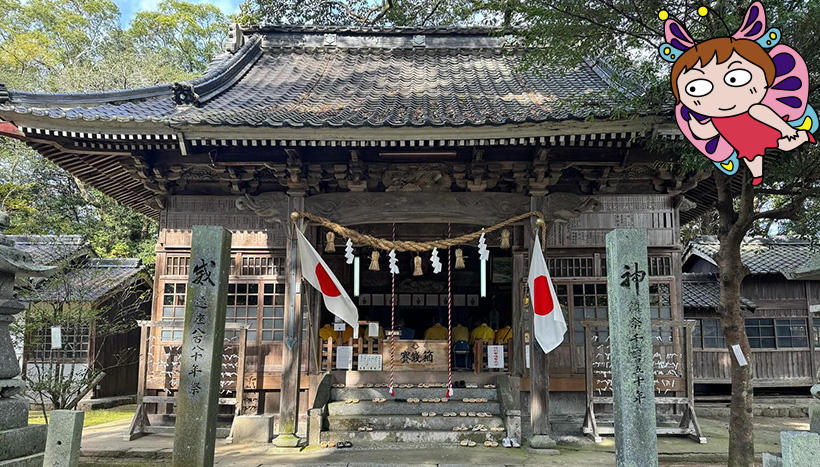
[605,229,658,467]
[173,226,231,467]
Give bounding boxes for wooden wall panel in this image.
[159,195,285,248]
[546,194,677,249]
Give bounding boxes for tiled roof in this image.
[684,236,820,276]
[0,27,629,128]
[682,273,756,310]
[8,235,90,265]
[27,258,146,302]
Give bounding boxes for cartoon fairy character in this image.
[659,2,817,185]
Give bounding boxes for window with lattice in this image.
[26,325,90,362]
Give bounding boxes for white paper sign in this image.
[358,354,382,371]
[487,345,504,369]
[336,346,353,370]
[525,345,531,369]
[333,322,346,332]
[731,344,748,366]
[50,326,62,350]
[368,322,379,338]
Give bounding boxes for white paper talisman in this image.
[731,344,748,366]
[50,326,62,350]
[487,345,504,369]
[525,345,531,369]
[333,322,346,332]
[368,322,379,337]
[336,345,353,369]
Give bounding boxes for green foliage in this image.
[235,0,500,27]
[0,0,229,271]
[130,0,228,74]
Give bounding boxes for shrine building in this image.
[0,25,738,443]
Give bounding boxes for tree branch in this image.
[752,201,803,221]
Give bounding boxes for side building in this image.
[11,235,152,402]
[683,236,820,390]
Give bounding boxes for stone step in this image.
[320,430,507,445]
[331,387,497,401]
[327,400,500,416]
[328,414,505,431]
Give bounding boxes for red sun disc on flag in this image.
[532,275,554,316]
[315,264,341,297]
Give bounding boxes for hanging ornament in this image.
[369,251,381,271]
[501,229,511,249]
[388,249,399,274]
[325,231,336,253]
[478,231,489,297]
[430,248,442,274]
[454,248,466,269]
[413,255,423,276]
[344,238,354,264]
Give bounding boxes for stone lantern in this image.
[0,211,55,464]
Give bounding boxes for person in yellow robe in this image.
[424,322,448,340]
[470,322,495,345]
[340,324,355,342]
[495,325,513,345]
[318,323,336,341]
[453,324,469,344]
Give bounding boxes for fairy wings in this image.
[658,1,817,175]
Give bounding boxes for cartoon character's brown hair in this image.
[670,37,775,103]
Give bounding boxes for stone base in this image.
[272,433,302,448]
[228,414,274,444]
[0,453,44,467]
[0,424,46,462]
[0,398,27,431]
[525,447,560,455]
[763,452,783,467]
[809,403,820,434]
[781,430,820,467]
[528,434,557,449]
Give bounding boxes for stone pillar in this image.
[811,377,819,433]
[43,410,84,467]
[605,229,658,467]
[275,193,305,447]
[172,226,231,467]
[0,212,54,465]
[527,194,554,449]
[780,431,820,467]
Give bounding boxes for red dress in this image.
[711,112,781,161]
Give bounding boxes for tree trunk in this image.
[715,173,755,467]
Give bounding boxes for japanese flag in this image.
[528,234,567,354]
[296,229,359,338]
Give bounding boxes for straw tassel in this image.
[369,251,381,271]
[454,248,466,269]
[500,229,511,249]
[325,231,336,252]
[413,255,423,276]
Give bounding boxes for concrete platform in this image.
[331,388,497,400]
[328,401,500,416]
[328,415,505,431]
[76,414,811,466]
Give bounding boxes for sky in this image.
[116,0,243,25]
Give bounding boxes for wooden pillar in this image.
[528,194,553,444]
[511,249,525,377]
[275,194,305,447]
